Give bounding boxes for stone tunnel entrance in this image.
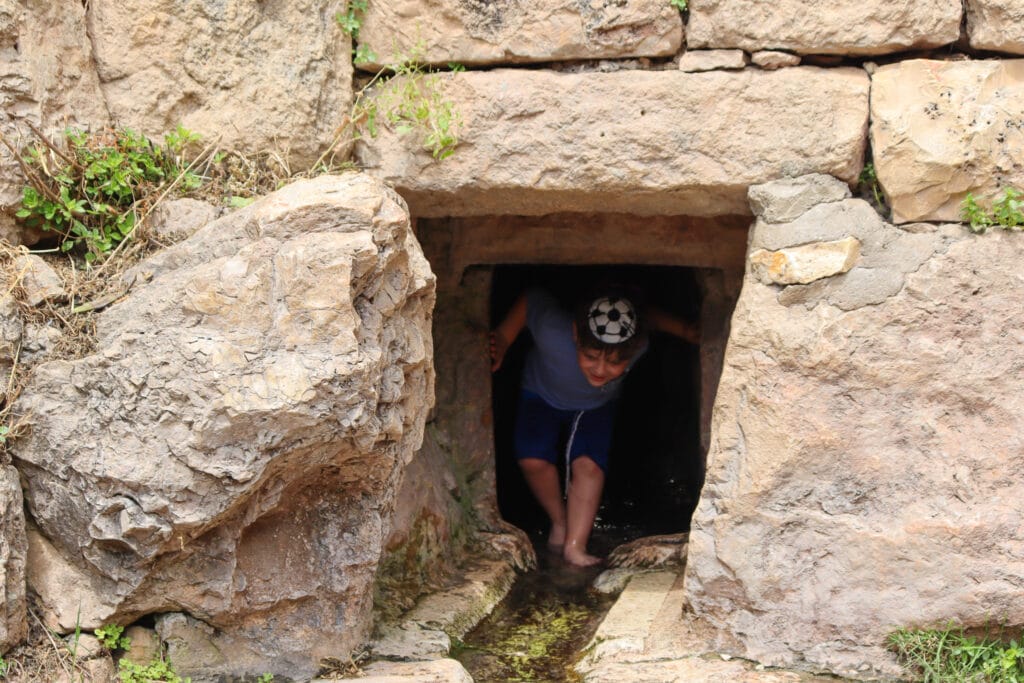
[409,212,750,556]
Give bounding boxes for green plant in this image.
[961,187,1024,233]
[9,126,203,261]
[357,55,462,160]
[889,626,1024,682]
[257,674,274,683]
[669,0,688,10]
[118,657,190,683]
[0,654,7,679]
[95,623,131,651]
[858,162,886,209]
[336,0,377,65]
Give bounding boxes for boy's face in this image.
[575,346,630,387]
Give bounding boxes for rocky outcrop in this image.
[0,464,27,653]
[11,173,436,680]
[0,0,109,243]
[967,0,1024,54]
[87,0,354,166]
[357,0,682,70]
[685,175,1024,678]
[358,67,868,217]
[871,59,1024,224]
[687,0,961,55]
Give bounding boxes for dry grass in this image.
[1,604,115,682]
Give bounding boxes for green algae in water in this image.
[454,557,613,682]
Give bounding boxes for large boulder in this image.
[871,59,1024,224]
[86,0,354,166]
[0,0,108,243]
[687,0,961,55]
[1,464,27,653]
[357,0,682,70]
[357,67,868,217]
[11,173,436,680]
[685,175,1024,678]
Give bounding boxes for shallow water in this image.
[454,527,638,682]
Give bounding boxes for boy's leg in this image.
[518,458,566,548]
[563,455,604,566]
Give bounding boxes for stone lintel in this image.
[359,68,869,218]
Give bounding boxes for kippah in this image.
[587,296,637,344]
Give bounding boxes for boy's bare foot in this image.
[563,543,603,567]
[547,522,566,551]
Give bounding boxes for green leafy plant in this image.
[95,623,131,651]
[858,162,886,210]
[336,0,377,65]
[118,657,190,683]
[669,0,688,10]
[889,626,1024,682]
[9,126,203,261]
[961,187,1024,233]
[356,55,462,160]
[257,674,274,683]
[0,654,8,679]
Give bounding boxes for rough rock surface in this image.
[358,68,868,217]
[967,0,1024,54]
[751,51,801,70]
[678,49,748,72]
[0,0,109,244]
[147,199,222,244]
[1,464,27,653]
[357,0,682,69]
[749,237,860,286]
[87,0,354,166]
[12,173,436,680]
[687,0,961,55]
[871,59,1024,224]
[685,176,1024,678]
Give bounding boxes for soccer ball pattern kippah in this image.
[587,296,637,344]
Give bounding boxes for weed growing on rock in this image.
[119,656,190,683]
[4,125,203,261]
[669,0,688,10]
[335,0,376,65]
[961,187,1024,233]
[858,162,888,212]
[889,626,1024,682]
[95,623,131,651]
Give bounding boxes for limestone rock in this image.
[1,464,27,653]
[871,59,1024,223]
[358,68,869,217]
[967,0,1024,54]
[353,658,474,683]
[686,223,1024,677]
[687,0,961,55]
[608,533,689,568]
[121,626,161,666]
[147,199,221,244]
[748,174,851,224]
[0,0,108,245]
[678,49,748,72]
[750,237,860,286]
[12,173,436,680]
[751,51,801,70]
[14,255,63,306]
[357,0,682,70]
[87,0,354,167]
[0,294,22,385]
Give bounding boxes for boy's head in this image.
[572,294,647,387]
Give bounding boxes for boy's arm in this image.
[491,294,528,371]
[646,306,700,345]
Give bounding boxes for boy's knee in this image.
[571,456,603,478]
[519,457,555,474]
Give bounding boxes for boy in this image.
[491,288,697,566]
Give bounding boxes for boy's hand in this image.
[490,330,510,372]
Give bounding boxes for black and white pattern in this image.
[587,296,637,344]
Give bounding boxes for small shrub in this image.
[10,126,202,261]
[95,623,131,651]
[961,187,1024,233]
[889,626,1024,682]
[336,0,377,65]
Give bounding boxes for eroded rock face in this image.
[87,0,354,166]
[358,68,868,217]
[357,0,682,69]
[967,0,1024,54]
[871,59,1024,224]
[1,464,27,653]
[0,0,108,244]
[12,173,436,679]
[685,175,1024,678]
[688,0,961,55]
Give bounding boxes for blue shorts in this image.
[513,390,617,472]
